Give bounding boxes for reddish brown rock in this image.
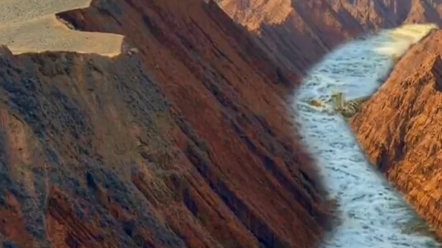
[0,0,333,247]
[217,2,442,239]
[331,0,442,28]
[216,0,442,74]
[217,0,364,74]
[350,30,442,238]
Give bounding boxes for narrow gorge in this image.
[293,23,440,247]
[2,0,442,247]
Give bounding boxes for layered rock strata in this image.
[0,0,332,247]
[350,30,442,238]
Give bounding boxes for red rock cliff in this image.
[350,30,442,238]
[219,0,442,241]
[217,0,442,73]
[0,0,333,247]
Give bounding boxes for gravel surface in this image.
[0,0,123,56]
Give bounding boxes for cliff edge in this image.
[0,0,123,56]
[0,0,332,247]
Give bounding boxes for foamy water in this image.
[292,24,441,247]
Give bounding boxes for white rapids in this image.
[292,24,441,247]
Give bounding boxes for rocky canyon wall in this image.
[218,0,442,236]
[218,0,442,240]
[0,0,333,247]
[217,0,442,73]
[350,30,442,238]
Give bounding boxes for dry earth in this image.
[0,0,123,56]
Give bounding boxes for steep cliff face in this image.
[216,0,442,73]
[350,30,442,237]
[217,0,363,73]
[0,0,332,247]
[218,0,442,241]
[329,0,442,29]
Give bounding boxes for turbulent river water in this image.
[293,24,441,248]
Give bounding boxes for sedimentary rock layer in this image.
[350,30,442,238]
[216,0,442,73]
[0,0,331,247]
[219,0,442,240]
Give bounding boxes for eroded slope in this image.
[216,0,362,74]
[0,0,332,247]
[216,0,442,73]
[328,0,442,29]
[350,30,442,238]
[218,0,442,238]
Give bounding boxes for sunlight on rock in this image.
[293,23,440,247]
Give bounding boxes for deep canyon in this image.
[0,0,442,247]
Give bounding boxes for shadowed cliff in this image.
[0,0,333,247]
[219,0,442,240]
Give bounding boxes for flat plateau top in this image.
[0,0,124,56]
